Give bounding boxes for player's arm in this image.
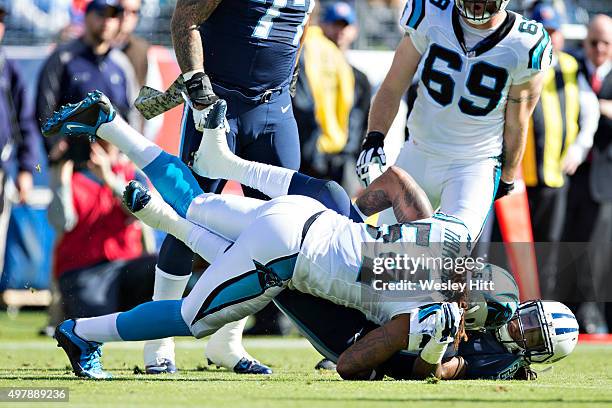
[336,314,410,380]
[367,35,421,136]
[412,356,467,379]
[498,72,546,198]
[356,35,422,187]
[171,0,221,109]
[354,165,433,222]
[171,0,220,74]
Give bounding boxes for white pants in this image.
[180,194,326,338]
[379,140,501,240]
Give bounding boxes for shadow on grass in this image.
[257,396,612,404]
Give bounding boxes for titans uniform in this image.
[378,1,552,239]
[160,0,315,278]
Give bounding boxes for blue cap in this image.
[86,0,123,15]
[0,0,9,13]
[530,4,561,30]
[322,2,356,25]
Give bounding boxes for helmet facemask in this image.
[496,301,554,361]
[454,0,510,25]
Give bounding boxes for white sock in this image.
[74,313,121,343]
[97,115,161,169]
[152,267,191,301]
[239,161,295,198]
[205,317,251,369]
[135,191,195,243]
[143,268,191,366]
[186,226,232,264]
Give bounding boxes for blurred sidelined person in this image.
[521,4,599,297]
[0,0,41,282]
[36,0,137,149]
[558,14,612,333]
[293,2,355,184]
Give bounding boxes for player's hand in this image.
[356,131,386,187]
[184,72,218,109]
[494,180,514,201]
[289,65,300,98]
[514,366,538,381]
[561,145,583,176]
[432,303,462,344]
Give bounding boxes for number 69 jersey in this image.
[400,0,552,160]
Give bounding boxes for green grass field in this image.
[1,311,611,408]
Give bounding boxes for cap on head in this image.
[322,2,356,25]
[86,0,123,15]
[530,3,561,31]
[0,0,9,15]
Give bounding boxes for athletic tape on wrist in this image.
[420,339,449,365]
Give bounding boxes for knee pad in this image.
[142,151,203,217]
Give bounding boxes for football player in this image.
[357,0,552,240]
[44,92,476,380]
[278,294,578,380]
[147,0,315,375]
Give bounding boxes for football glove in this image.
[356,131,387,187]
[494,180,514,201]
[184,72,218,108]
[184,72,219,133]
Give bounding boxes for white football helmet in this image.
[497,300,579,363]
[464,263,519,330]
[454,0,511,25]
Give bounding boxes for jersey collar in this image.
[451,8,516,57]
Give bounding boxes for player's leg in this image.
[438,158,501,241]
[54,191,317,378]
[41,92,269,373]
[192,98,360,220]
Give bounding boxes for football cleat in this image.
[54,320,111,379]
[203,98,227,129]
[232,357,273,375]
[314,358,337,371]
[41,90,116,140]
[123,180,151,213]
[145,358,177,375]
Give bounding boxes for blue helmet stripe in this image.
[555,327,578,335]
[552,313,575,320]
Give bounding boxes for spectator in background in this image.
[48,137,156,319]
[294,2,355,184]
[320,1,372,193]
[114,0,163,139]
[115,0,148,88]
[559,13,612,333]
[0,0,41,282]
[36,0,138,160]
[521,4,599,296]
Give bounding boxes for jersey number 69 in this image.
[421,44,509,116]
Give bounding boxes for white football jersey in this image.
[292,210,471,325]
[400,1,553,159]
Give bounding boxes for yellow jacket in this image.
[303,26,355,154]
